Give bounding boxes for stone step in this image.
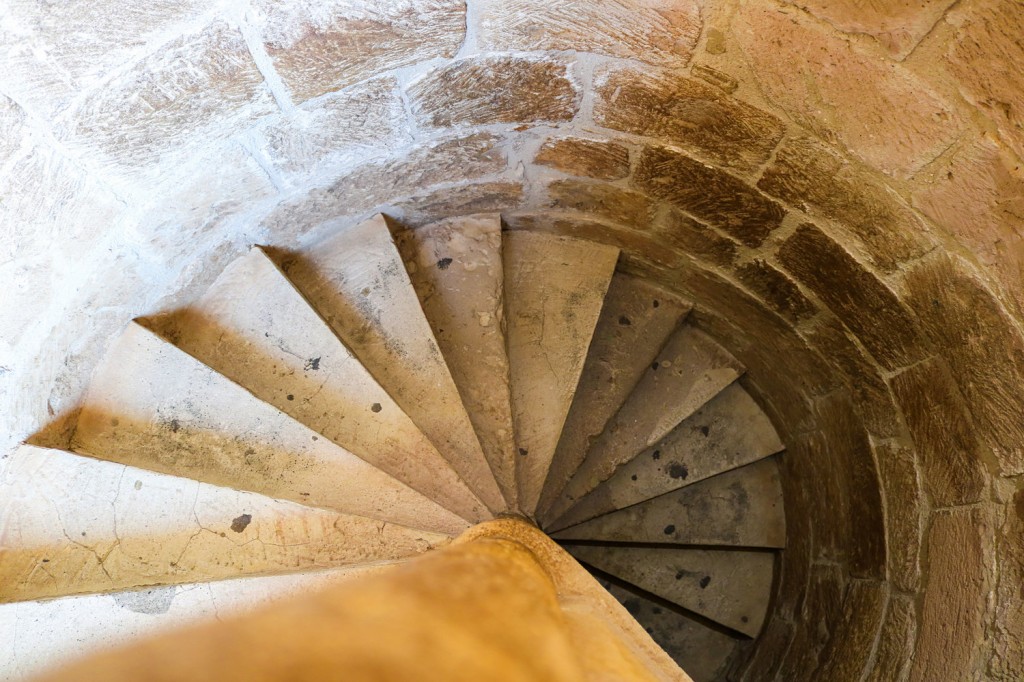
[146,246,489,524]
[502,231,620,514]
[0,445,447,604]
[568,544,775,637]
[550,383,784,530]
[277,214,505,513]
[597,579,740,682]
[0,565,397,681]
[535,274,692,522]
[393,214,518,508]
[546,325,744,523]
[552,457,785,547]
[70,323,469,535]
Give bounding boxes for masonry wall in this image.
[1,1,1022,679]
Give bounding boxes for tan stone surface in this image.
[254,0,466,103]
[568,545,774,636]
[393,214,517,509]
[476,0,701,66]
[734,258,817,324]
[789,0,956,57]
[545,180,655,227]
[503,231,619,513]
[148,247,479,528]
[890,358,987,506]
[652,207,738,267]
[70,323,468,535]
[548,325,743,523]
[0,445,447,602]
[736,1,963,176]
[635,145,786,247]
[557,383,783,529]
[536,274,691,521]
[990,488,1024,679]
[279,214,505,513]
[758,137,933,272]
[871,442,923,593]
[777,223,924,370]
[814,580,887,680]
[534,137,631,180]
[865,594,917,682]
[904,254,1024,476]
[593,65,785,173]
[910,507,994,682]
[554,458,786,548]
[408,56,579,128]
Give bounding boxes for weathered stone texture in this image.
[634,145,785,247]
[734,259,817,324]
[0,95,27,164]
[946,0,1024,160]
[408,57,579,128]
[65,23,274,167]
[815,580,888,680]
[910,507,994,682]
[254,0,466,103]
[866,594,917,682]
[758,137,932,272]
[778,223,924,371]
[789,0,956,57]
[736,2,962,176]
[258,76,411,180]
[904,255,1024,476]
[593,65,785,172]
[871,442,923,593]
[394,182,524,227]
[652,207,737,267]
[544,180,654,227]
[475,0,701,66]
[889,359,988,506]
[533,137,630,180]
[776,564,847,679]
[990,489,1024,679]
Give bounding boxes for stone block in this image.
[777,563,846,679]
[904,254,1024,476]
[866,594,917,682]
[989,489,1024,679]
[475,0,701,66]
[871,442,923,592]
[0,95,27,165]
[889,358,988,506]
[533,137,630,180]
[652,207,737,267]
[735,2,963,176]
[634,145,785,247]
[408,56,579,128]
[815,580,888,680]
[758,137,932,272]
[734,259,817,324]
[777,223,924,371]
[394,182,524,227]
[253,0,465,103]
[789,0,956,57]
[544,180,654,227]
[593,65,784,173]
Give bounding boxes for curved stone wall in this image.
[2,0,1021,679]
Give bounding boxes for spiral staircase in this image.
[0,213,786,681]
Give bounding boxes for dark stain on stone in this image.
[668,462,689,480]
[663,524,676,535]
[651,361,660,371]
[741,616,749,623]
[653,299,660,308]
[231,514,252,533]
[519,447,529,457]
[618,315,632,326]
[699,575,711,589]
[169,419,181,433]
[652,606,662,614]
[631,474,638,481]
[652,450,661,460]
[134,480,142,491]
[41,558,49,563]
[623,598,642,616]
[371,403,383,413]
[436,257,453,270]
[700,425,710,437]
[304,357,321,371]
[286,394,295,401]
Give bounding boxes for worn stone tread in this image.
[502,231,620,515]
[147,245,487,524]
[393,214,517,509]
[552,457,785,546]
[598,580,740,682]
[278,214,505,513]
[547,325,744,523]
[0,564,399,681]
[70,323,469,535]
[536,273,692,523]
[568,544,775,637]
[551,383,783,530]
[0,445,446,604]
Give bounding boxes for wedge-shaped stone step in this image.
[551,383,784,530]
[536,274,692,521]
[70,323,469,535]
[598,579,740,682]
[569,545,774,637]
[145,246,487,524]
[552,457,785,546]
[278,214,504,513]
[503,231,620,513]
[547,325,744,522]
[0,566,396,681]
[393,215,517,507]
[0,446,448,603]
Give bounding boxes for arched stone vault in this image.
[1,0,1022,679]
